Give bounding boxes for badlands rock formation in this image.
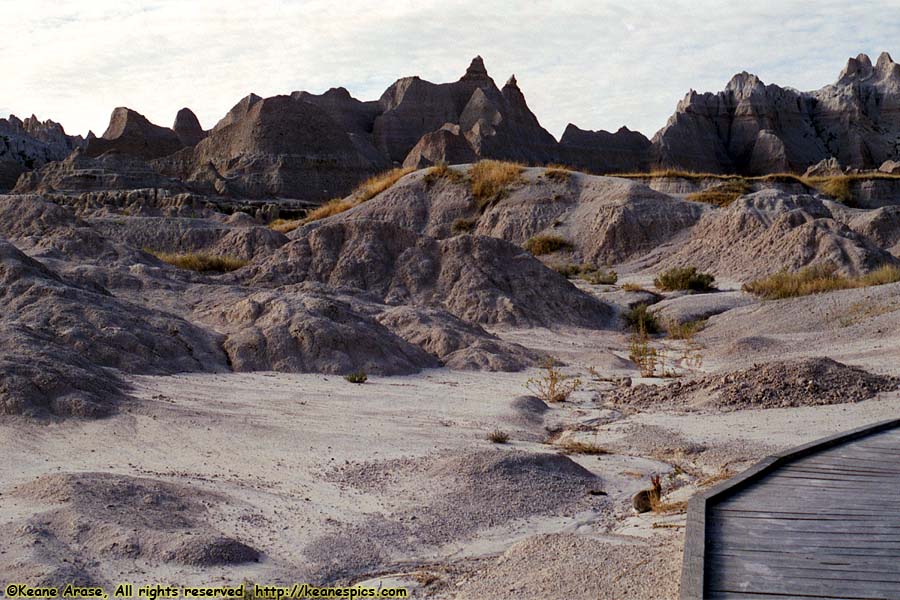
[652,52,900,174]
[0,114,82,190]
[84,107,184,160]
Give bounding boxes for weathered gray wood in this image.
[680,418,900,600]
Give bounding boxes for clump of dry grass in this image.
[344,371,368,384]
[743,263,900,300]
[629,334,658,377]
[523,234,573,256]
[558,439,609,455]
[621,282,649,293]
[470,160,524,209]
[654,266,716,292]
[356,166,415,202]
[544,164,572,182]
[551,262,617,284]
[697,469,735,488]
[303,168,414,224]
[451,217,477,235]
[302,198,354,223]
[148,250,248,273]
[526,358,581,403]
[665,318,707,341]
[268,218,302,234]
[424,161,465,186]
[686,179,751,207]
[487,429,510,443]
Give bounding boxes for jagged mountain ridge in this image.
[7,52,900,200]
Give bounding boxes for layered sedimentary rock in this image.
[172,108,207,146]
[651,53,900,174]
[558,124,651,173]
[156,95,383,202]
[0,114,83,190]
[84,107,184,160]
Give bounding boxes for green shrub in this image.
[654,266,716,292]
[344,371,368,384]
[580,269,618,285]
[623,303,661,334]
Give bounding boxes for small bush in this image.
[470,160,524,209]
[686,179,750,207]
[666,318,707,341]
[654,266,716,292]
[424,162,465,186]
[621,283,649,293]
[356,167,414,202]
[149,251,248,273]
[523,234,573,256]
[268,218,302,234]
[580,269,618,285]
[451,217,477,235]
[344,371,368,384]
[487,429,510,443]
[526,358,581,403]
[744,263,900,300]
[303,198,354,223]
[623,304,661,335]
[629,334,658,377]
[552,263,582,278]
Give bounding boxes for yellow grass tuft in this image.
[744,263,900,300]
[470,160,524,209]
[268,218,302,234]
[558,439,609,455]
[526,358,581,403]
[148,250,248,273]
[302,198,354,223]
[355,167,414,203]
[686,179,751,207]
[424,161,465,186]
[544,164,573,183]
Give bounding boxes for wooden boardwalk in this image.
[682,419,900,600]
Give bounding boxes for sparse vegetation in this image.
[356,166,415,202]
[526,358,582,403]
[621,282,649,293]
[558,439,609,455]
[744,263,900,300]
[487,428,510,443]
[470,160,524,209]
[412,572,440,587]
[424,161,465,186]
[623,303,661,334]
[686,179,751,207]
[544,164,572,183]
[550,262,617,284]
[268,218,302,234]
[523,234,573,256]
[451,217,477,235]
[148,250,248,273]
[665,318,707,341]
[344,371,368,384]
[302,198,354,223]
[629,334,658,377]
[654,266,716,292]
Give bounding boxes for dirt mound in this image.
[321,168,703,265]
[312,450,601,582]
[654,190,899,281]
[0,473,259,584]
[0,240,225,416]
[199,286,438,376]
[376,306,540,371]
[89,216,287,260]
[240,220,612,328]
[610,357,899,411]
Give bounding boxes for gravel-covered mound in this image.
[609,357,899,411]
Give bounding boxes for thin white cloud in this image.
[2,0,899,140]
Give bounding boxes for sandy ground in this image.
[2,291,900,599]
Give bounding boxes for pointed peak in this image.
[839,53,876,82]
[725,71,764,96]
[504,74,518,88]
[461,55,489,80]
[876,51,896,74]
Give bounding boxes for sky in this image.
[3,0,900,140]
